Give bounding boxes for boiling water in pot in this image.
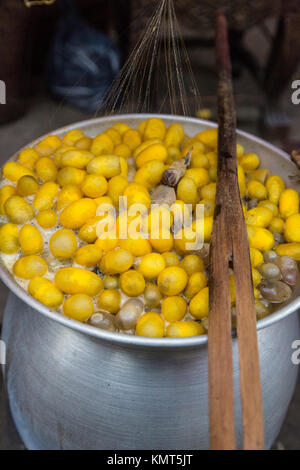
[0,117,299,337]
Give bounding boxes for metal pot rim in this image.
[1,113,300,348]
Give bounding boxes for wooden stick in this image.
[208,10,264,450]
[208,10,236,451]
[291,149,300,169]
[208,208,236,450]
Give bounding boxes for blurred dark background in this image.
[1,0,300,136]
[0,0,300,450]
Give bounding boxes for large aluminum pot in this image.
[1,115,300,450]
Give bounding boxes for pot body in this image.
[1,114,300,450]
[2,293,299,450]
